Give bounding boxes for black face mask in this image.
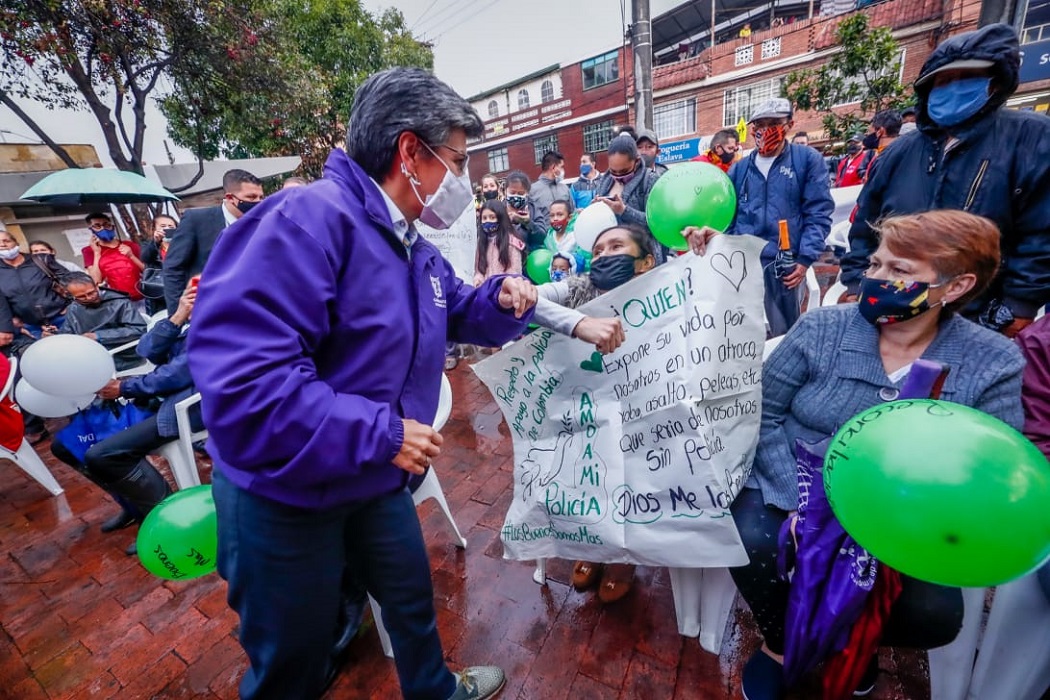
[862,132,881,150]
[589,254,640,291]
[235,199,259,215]
[506,194,527,209]
[718,149,735,165]
[482,190,499,200]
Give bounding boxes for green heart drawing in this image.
[579,352,604,373]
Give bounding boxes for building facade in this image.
[466,0,1016,182]
[466,49,631,184]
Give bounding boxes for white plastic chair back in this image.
[154,392,207,490]
[804,267,821,312]
[826,220,851,252]
[370,371,467,660]
[823,272,848,308]
[1,356,17,401]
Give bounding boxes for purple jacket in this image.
[188,150,533,509]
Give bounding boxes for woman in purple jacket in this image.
[189,69,537,700]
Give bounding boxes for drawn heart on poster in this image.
[711,250,747,292]
[579,352,604,373]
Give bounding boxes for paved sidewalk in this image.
[0,357,932,699]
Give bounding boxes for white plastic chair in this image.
[153,392,207,490]
[804,266,821,312]
[823,271,848,308]
[967,573,1050,700]
[371,373,466,659]
[826,220,851,253]
[927,587,986,700]
[0,357,63,496]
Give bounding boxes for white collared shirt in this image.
[368,177,417,251]
[222,200,238,228]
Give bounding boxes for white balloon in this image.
[15,379,94,418]
[573,202,618,254]
[20,335,116,398]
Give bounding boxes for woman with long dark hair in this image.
[473,200,526,286]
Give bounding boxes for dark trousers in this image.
[52,414,169,482]
[763,265,805,337]
[212,469,456,700]
[729,488,964,656]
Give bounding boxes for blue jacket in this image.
[188,149,534,510]
[725,143,833,267]
[120,318,199,438]
[842,23,1050,319]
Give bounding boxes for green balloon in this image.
[137,485,218,581]
[525,249,553,284]
[645,162,737,251]
[825,400,1050,587]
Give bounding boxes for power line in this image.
[426,0,504,40]
[409,0,442,31]
[414,0,479,37]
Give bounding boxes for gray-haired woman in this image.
[189,67,533,700]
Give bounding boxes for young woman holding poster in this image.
[531,223,719,602]
[732,211,1025,700]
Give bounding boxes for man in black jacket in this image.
[841,23,1050,337]
[162,169,263,313]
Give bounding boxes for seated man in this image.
[51,273,147,370]
[51,281,201,551]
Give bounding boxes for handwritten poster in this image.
[418,203,477,283]
[474,235,767,568]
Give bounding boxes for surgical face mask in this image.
[610,168,637,185]
[927,77,993,128]
[551,269,568,282]
[481,221,499,235]
[506,194,528,210]
[406,143,473,230]
[0,248,20,261]
[862,132,881,150]
[858,277,945,325]
[94,227,117,242]
[590,254,640,291]
[753,124,787,156]
[899,122,918,135]
[482,190,499,200]
[579,163,593,176]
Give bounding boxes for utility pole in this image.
[632,0,654,131]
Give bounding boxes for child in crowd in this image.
[550,254,573,282]
[543,199,590,273]
[473,200,526,287]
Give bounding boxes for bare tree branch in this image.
[0,89,80,169]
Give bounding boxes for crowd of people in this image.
[2,19,1049,700]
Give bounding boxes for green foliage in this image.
[782,13,911,145]
[162,0,433,176]
[0,0,433,180]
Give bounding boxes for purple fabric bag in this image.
[780,438,877,685]
[779,360,950,685]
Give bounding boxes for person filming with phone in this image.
[590,134,665,263]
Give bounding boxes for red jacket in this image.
[82,241,143,300]
[835,151,869,187]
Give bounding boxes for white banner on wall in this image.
[474,235,767,568]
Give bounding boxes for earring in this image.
[400,162,421,186]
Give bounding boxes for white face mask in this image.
[406,143,473,230]
[0,248,21,261]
